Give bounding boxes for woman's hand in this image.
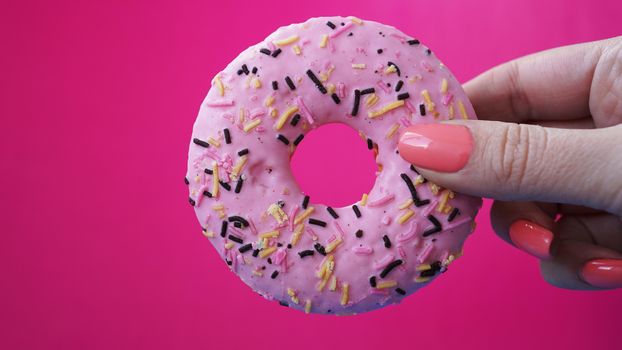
[398,36,622,290]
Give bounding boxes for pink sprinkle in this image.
[229,226,246,238]
[274,248,287,265]
[289,205,299,231]
[250,95,258,102]
[444,216,472,231]
[400,117,412,127]
[323,61,333,70]
[398,246,406,259]
[305,227,318,241]
[255,126,266,133]
[405,100,417,114]
[236,253,245,266]
[281,256,289,273]
[418,244,434,263]
[389,33,406,43]
[353,246,373,255]
[442,93,454,106]
[301,39,311,46]
[248,218,258,235]
[249,109,266,119]
[373,254,395,270]
[327,235,336,243]
[422,201,439,217]
[195,185,208,207]
[206,99,235,107]
[267,41,276,51]
[329,22,353,38]
[368,194,395,207]
[397,223,418,243]
[381,216,392,226]
[296,97,315,125]
[421,61,434,72]
[369,288,389,295]
[337,82,346,99]
[333,221,346,236]
[230,250,237,272]
[205,149,221,161]
[376,80,390,93]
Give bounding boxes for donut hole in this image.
[290,123,376,208]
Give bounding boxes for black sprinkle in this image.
[267,258,272,264]
[284,76,296,90]
[387,61,401,76]
[423,226,442,237]
[223,128,231,144]
[410,164,419,173]
[395,288,406,295]
[241,64,249,75]
[414,199,431,207]
[184,177,189,185]
[367,138,373,150]
[237,148,249,156]
[271,270,279,279]
[326,21,336,29]
[290,114,301,126]
[395,80,404,92]
[298,250,315,258]
[219,181,231,191]
[407,39,420,45]
[426,49,432,55]
[276,134,290,145]
[420,269,437,277]
[351,89,361,116]
[382,235,392,248]
[234,178,243,193]
[189,197,195,206]
[419,103,426,116]
[193,138,209,148]
[327,207,339,219]
[237,69,243,75]
[233,222,242,228]
[260,48,271,55]
[228,216,249,228]
[204,168,213,175]
[448,208,460,222]
[306,70,327,94]
[251,66,258,74]
[302,195,310,209]
[314,242,327,256]
[293,134,304,146]
[220,221,228,237]
[331,93,341,104]
[203,190,212,198]
[369,276,377,287]
[271,48,282,57]
[277,200,285,208]
[226,260,232,265]
[287,244,292,249]
[228,234,243,244]
[355,229,363,238]
[428,215,442,228]
[239,243,253,253]
[279,300,288,307]
[400,173,420,203]
[309,218,327,227]
[252,249,260,257]
[377,49,383,54]
[397,92,410,100]
[352,205,361,218]
[380,259,403,278]
[272,81,279,90]
[360,88,375,95]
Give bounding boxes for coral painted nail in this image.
[508,219,553,259]
[581,259,622,289]
[398,123,473,172]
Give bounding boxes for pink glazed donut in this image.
[186,16,482,315]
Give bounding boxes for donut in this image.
[185,16,482,315]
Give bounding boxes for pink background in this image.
[2,0,621,349]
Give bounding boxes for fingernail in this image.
[398,123,473,172]
[508,219,553,259]
[581,259,622,289]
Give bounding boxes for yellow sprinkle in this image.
[259,246,277,258]
[398,209,415,224]
[214,74,225,96]
[317,279,328,291]
[207,137,221,147]
[224,242,234,250]
[398,198,414,210]
[292,45,301,55]
[441,78,448,94]
[212,204,224,210]
[416,264,432,271]
[415,276,431,283]
[252,270,263,277]
[275,105,299,130]
[238,107,246,124]
[448,103,455,119]
[259,230,279,239]
[290,223,305,246]
[360,193,368,206]
[352,63,366,69]
[443,205,452,215]
[317,255,334,279]
[267,204,288,224]
[329,275,338,291]
[270,108,278,118]
[384,65,397,74]
[252,77,262,89]
[325,237,343,254]
[294,207,315,225]
[287,288,299,304]
[243,119,262,133]
[327,83,336,94]
[319,34,328,48]
[385,123,400,139]
[274,35,299,46]
[414,174,426,186]
[211,162,220,198]
[230,155,248,180]
[304,299,312,313]
[365,93,379,107]
[368,100,405,118]
[428,182,440,195]
[458,100,468,119]
[421,89,435,111]
[348,16,363,24]
[437,190,451,213]
[340,283,349,305]
[264,94,275,107]
[376,280,398,289]
[194,175,200,183]
[202,229,215,238]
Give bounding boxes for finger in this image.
[526,117,595,129]
[463,36,621,123]
[540,214,622,290]
[397,121,622,215]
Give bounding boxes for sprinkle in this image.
[376,280,397,289]
[309,218,327,227]
[437,190,451,212]
[241,64,249,75]
[238,242,252,254]
[355,229,363,238]
[267,204,288,224]
[319,34,329,48]
[365,93,379,107]
[325,237,343,254]
[382,235,391,248]
[368,194,395,207]
[298,250,315,258]
[398,198,414,210]
[234,178,243,193]
[284,76,296,90]
[302,195,310,209]
[304,299,312,313]
[398,210,415,224]
[326,21,336,29]
[360,88,375,95]
[368,100,405,118]
[314,242,327,256]
[350,89,361,116]
[458,100,468,119]
[214,75,225,96]
[330,93,341,104]
[340,283,349,305]
[387,61,401,76]
[352,63,366,69]
[291,223,304,246]
[416,264,432,271]
[326,207,339,219]
[192,138,209,148]
[395,80,404,92]
[276,134,290,145]
[207,137,221,147]
[271,270,279,279]
[230,155,248,180]
[400,173,420,203]
[422,215,443,237]
[211,162,220,198]
[222,129,231,144]
[290,114,301,126]
[259,246,277,258]
[252,77,262,89]
[448,208,460,222]
[264,94,275,107]
[329,276,338,291]
[260,48,271,55]
[271,48,282,57]
[421,89,435,111]
[415,276,431,283]
[228,234,243,244]
[206,99,235,107]
[396,223,418,243]
[220,220,228,237]
[386,123,400,139]
[252,66,258,74]
[294,207,315,225]
[259,230,279,239]
[305,70,327,94]
[228,216,249,228]
[292,45,301,55]
[369,276,377,287]
[293,134,304,146]
[184,177,189,185]
[224,242,234,250]
[352,205,361,218]
[366,138,373,150]
[243,119,262,133]
[360,193,368,206]
[349,16,363,24]
[407,39,420,45]
[274,35,299,46]
[397,92,410,100]
[188,197,195,206]
[419,104,426,116]
[384,65,397,74]
[441,78,448,94]
[380,259,403,278]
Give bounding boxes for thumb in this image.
[397,120,622,215]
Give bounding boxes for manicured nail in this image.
[581,259,622,289]
[398,123,473,172]
[508,219,553,259]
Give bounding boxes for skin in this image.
[402,36,622,290]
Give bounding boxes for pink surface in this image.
[1,0,620,349]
